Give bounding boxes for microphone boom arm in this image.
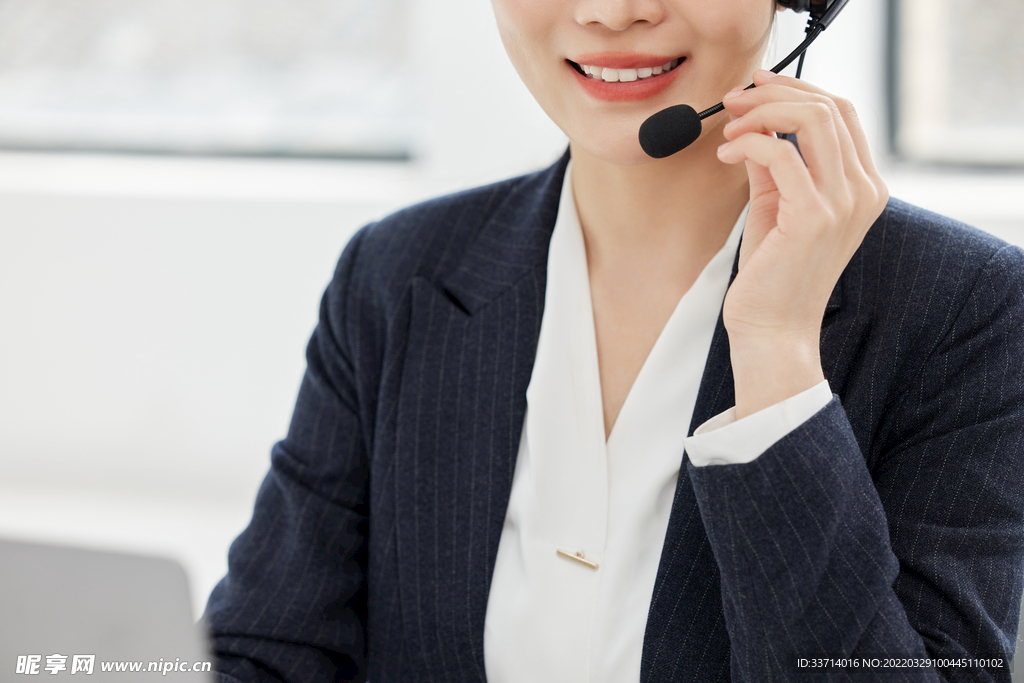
[638,0,850,158]
[697,22,824,121]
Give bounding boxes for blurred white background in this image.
[0,0,1022,627]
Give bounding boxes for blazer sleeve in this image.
[688,244,1024,682]
[203,226,374,683]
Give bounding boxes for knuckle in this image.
[852,173,874,196]
[861,175,883,200]
[805,93,844,120]
[780,139,804,164]
[852,176,889,222]
[836,98,862,131]
[875,178,891,208]
[810,102,833,126]
[834,96,855,115]
[811,92,840,114]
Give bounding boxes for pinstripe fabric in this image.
[204,151,1024,682]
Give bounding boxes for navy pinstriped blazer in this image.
[205,151,1024,682]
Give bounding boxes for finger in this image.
[723,87,744,123]
[727,77,889,235]
[718,132,816,213]
[751,70,880,177]
[722,83,862,184]
[721,89,775,201]
[723,101,845,196]
[743,158,781,218]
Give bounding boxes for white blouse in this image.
[483,162,832,683]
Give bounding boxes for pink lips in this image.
[568,52,685,102]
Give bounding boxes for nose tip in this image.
[576,0,665,31]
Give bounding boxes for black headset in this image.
[777,0,833,20]
[778,0,835,19]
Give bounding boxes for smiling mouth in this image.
[568,58,684,83]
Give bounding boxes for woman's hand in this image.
[716,69,888,419]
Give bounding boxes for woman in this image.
[204,0,1024,680]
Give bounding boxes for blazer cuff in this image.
[684,380,832,467]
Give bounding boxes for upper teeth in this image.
[579,59,681,82]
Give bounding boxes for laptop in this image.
[0,538,213,681]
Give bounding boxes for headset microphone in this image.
[638,0,850,159]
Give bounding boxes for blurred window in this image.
[0,0,414,159]
[892,0,1024,166]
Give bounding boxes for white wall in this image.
[0,178,391,617]
[1,0,1022,620]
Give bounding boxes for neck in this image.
[570,115,750,277]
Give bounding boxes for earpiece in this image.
[777,0,812,13]
[777,0,833,20]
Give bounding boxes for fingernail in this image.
[724,89,744,99]
[718,142,730,154]
[756,69,776,79]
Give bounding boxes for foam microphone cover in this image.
[638,104,702,158]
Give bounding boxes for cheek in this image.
[490,0,563,108]
[491,0,555,65]
[694,2,774,59]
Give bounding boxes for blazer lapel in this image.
[640,307,736,682]
[641,237,844,683]
[389,152,568,682]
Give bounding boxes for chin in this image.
[600,145,664,167]
[570,127,698,168]
[560,93,718,167]
[568,118,665,167]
